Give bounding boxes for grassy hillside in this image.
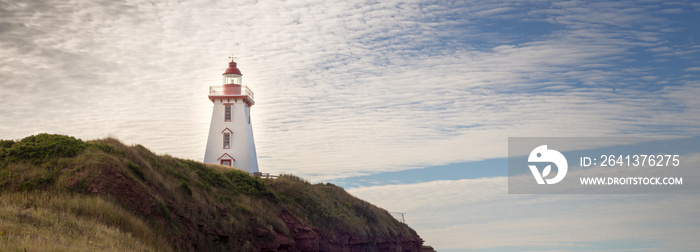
[0,134,423,251]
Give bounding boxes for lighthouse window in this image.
[224,105,232,121]
[223,133,230,149]
[224,76,241,84]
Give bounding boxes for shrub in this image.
[91,142,114,153]
[180,180,192,196]
[0,139,15,149]
[158,200,171,222]
[225,170,278,202]
[176,159,232,189]
[149,157,165,169]
[1,134,86,165]
[127,161,145,180]
[19,181,36,191]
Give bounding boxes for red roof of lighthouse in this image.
[223,60,242,75]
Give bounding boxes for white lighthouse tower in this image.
[203,59,259,173]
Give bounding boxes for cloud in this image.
[345,149,700,249]
[0,0,699,182]
[348,167,700,250]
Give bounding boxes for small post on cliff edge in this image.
[390,212,406,223]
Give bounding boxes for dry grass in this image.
[0,192,167,252]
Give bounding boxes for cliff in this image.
[0,134,429,251]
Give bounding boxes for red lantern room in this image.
[223,60,242,85]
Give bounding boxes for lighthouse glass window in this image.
[224,105,232,121]
[223,133,230,149]
[224,75,241,84]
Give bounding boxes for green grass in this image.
[0,134,422,251]
[267,174,416,238]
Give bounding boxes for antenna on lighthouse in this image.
[229,55,237,62]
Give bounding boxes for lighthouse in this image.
[203,59,259,173]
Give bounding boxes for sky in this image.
[1,0,700,251]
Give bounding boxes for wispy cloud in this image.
[1,0,698,182]
[348,157,700,250]
[2,0,699,180]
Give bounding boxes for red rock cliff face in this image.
[266,211,425,252]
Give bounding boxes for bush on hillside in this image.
[0,133,86,165]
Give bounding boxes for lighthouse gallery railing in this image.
[209,85,254,100]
